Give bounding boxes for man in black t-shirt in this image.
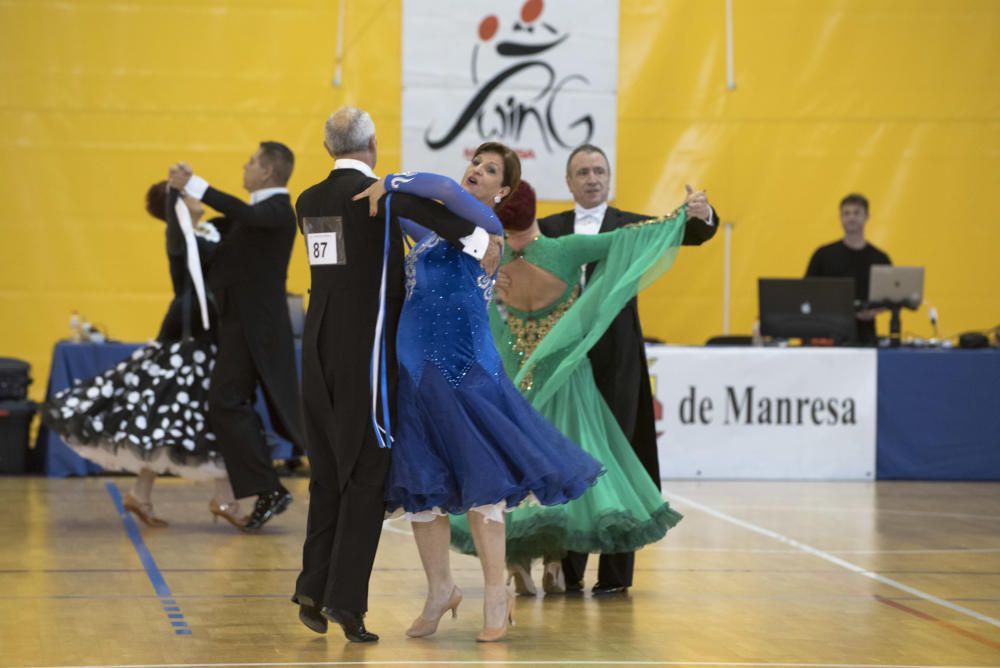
[805,193,892,345]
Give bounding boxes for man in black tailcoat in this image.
[538,144,718,595]
[290,106,499,642]
[168,142,304,530]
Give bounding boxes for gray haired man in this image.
[291,107,492,641]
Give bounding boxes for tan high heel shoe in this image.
[507,560,537,596]
[542,560,566,594]
[476,590,515,643]
[209,499,246,529]
[406,585,462,638]
[123,493,168,528]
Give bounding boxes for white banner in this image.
[401,0,619,200]
[646,346,878,480]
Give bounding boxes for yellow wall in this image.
[2,0,998,403]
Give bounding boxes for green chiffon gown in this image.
[450,206,689,562]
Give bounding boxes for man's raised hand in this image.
[684,183,711,221]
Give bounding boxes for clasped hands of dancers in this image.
[42,103,716,644]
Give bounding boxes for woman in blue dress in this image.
[355,142,602,642]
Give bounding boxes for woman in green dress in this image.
[450,181,688,593]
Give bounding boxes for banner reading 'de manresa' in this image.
[647,347,878,480]
[401,0,619,200]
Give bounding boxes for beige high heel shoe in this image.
[406,585,462,638]
[542,560,566,594]
[507,560,537,596]
[476,590,515,643]
[209,499,246,529]
[123,493,168,528]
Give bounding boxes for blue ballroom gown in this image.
[380,172,603,518]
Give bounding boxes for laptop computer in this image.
[869,266,924,310]
[759,278,856,343]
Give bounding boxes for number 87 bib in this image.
[302,216,347,266]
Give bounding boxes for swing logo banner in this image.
[401,0,619,200]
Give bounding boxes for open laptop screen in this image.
[759,278,856,343]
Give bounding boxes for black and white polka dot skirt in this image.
[42,339,226,480]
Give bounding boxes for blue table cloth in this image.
[877,348,1000,480]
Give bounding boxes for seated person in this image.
[805,193,891,345]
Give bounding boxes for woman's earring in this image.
[494,194,502,204]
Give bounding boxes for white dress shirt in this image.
[250,187,289,204]
[573,202,609,236]
[573,202,608,287]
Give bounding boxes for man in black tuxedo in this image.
[537,143,718,595]
[291,106,497,642]
[167,142,304,531]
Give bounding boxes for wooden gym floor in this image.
[0,477,998,668]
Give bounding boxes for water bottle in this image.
[751,319,763,347]
[69,311,82,343]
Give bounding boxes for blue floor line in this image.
[105,482,192,637]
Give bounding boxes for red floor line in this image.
[874,594,1000,650]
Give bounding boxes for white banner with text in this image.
[646,347,877,480]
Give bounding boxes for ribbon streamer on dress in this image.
[369,193,394,448]
[173,196,211,331]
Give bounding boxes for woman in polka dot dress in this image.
[42,182,243,529]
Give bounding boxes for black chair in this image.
[704,335,753,347]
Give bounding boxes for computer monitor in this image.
[869,266,924,310]
[759,278,856,343]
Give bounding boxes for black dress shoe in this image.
[243,486,292,531]
[321,607,379,643]
[591,582,630,596]
[274,457,310,478]
[565,579,585,594]
[291,594,327,634]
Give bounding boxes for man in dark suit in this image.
[167,142,304,531]
[291,106,496,642]
[537,143,718,595]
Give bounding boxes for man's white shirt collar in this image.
[574,201,607,235]
[574,201,608,222]
[334,158,377,179]
[249,187,289,204]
